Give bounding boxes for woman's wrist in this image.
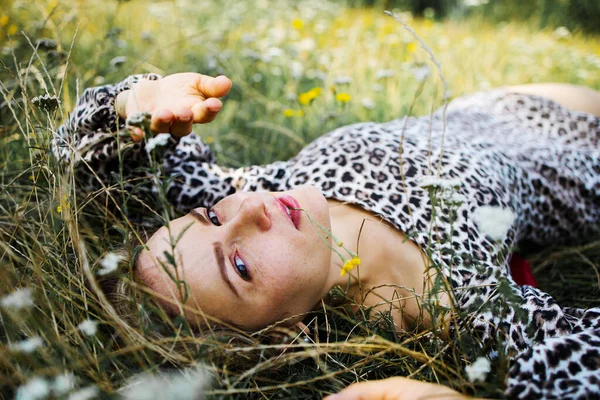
[115,89,130,119]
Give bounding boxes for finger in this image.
[170,107,194,137]
[325,379,403,400]
[151,108,174,133]
[191,98,223,124]
[196,75,232,98]
[129,127,145,142]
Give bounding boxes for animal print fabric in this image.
[53,74,600,399]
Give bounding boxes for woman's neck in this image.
[324,199,446,331]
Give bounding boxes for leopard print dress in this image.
[54,74,600,399]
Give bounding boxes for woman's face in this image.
[136,185,333,330]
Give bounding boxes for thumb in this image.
[196,75,232,98]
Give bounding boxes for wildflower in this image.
[78,319,99,336]
[553,26,571,40]
[465,357,491,383]
[121,364,211,400]
[298,87,321,105]
[241,33,255,43]
[0,15,8,27]
[56,205,62,213]
[283,109,303,118]
[9,337,44,353]
[464,0,489,6]
[8,24,17,35]
[407,42,417,54]
[340,257,361,276]
[412,65,430,82]
[335,93,351,103]
[418,176,461,189]
[333,76,352,85]
[262,47,284,63]
[290,61,304,79]
[140,31,154,42]
[1,287,34,310]
[97,252,125,276]
[205,136,214,144]
[68,386,99,400]
[109,56,127,68]
[52,373,76,396]
[375,69,394,80]
[295,38,316,52]
[292,18,304,30]
[16,377,50,400]
[472,206,516,242]
[241,49,261,60]
[361,98,375,110]
[145,133,171,153]
[372,83,384,92]
[445,193,467,205]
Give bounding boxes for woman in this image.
[54,72,600,399]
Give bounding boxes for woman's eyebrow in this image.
[213,242,240,298]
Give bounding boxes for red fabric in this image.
[509,253,537,287]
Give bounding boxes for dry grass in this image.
[1,0,599,398]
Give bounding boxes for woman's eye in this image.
[233,254,250,281]
[207,209,221,226]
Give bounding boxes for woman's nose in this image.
[232,196,271,232]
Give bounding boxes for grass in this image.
[1,0,599,398]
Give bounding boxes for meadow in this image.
[1,0,599,398]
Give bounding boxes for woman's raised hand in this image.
[116,73,232,140]
[323,377,473,400]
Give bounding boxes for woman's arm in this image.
[324,377,479,400]
[52,73,235,215]
[501,83,600,117]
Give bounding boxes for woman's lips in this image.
[275,196,301,230]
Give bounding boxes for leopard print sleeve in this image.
[506,309,600,399]
[53,73,162,163]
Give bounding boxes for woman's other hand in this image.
[324,377,473,400]
[116,73,232,140]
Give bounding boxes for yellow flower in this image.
[7,24,17,36]
[0,15,8,27]
[335,92,351,103]
[284,109,304,117]
[298,87,321,105]
[340,257,361,277]
[292,18,304,30]
[205,136,214,144]
[56,205,62,213]
[407,42,417,54]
